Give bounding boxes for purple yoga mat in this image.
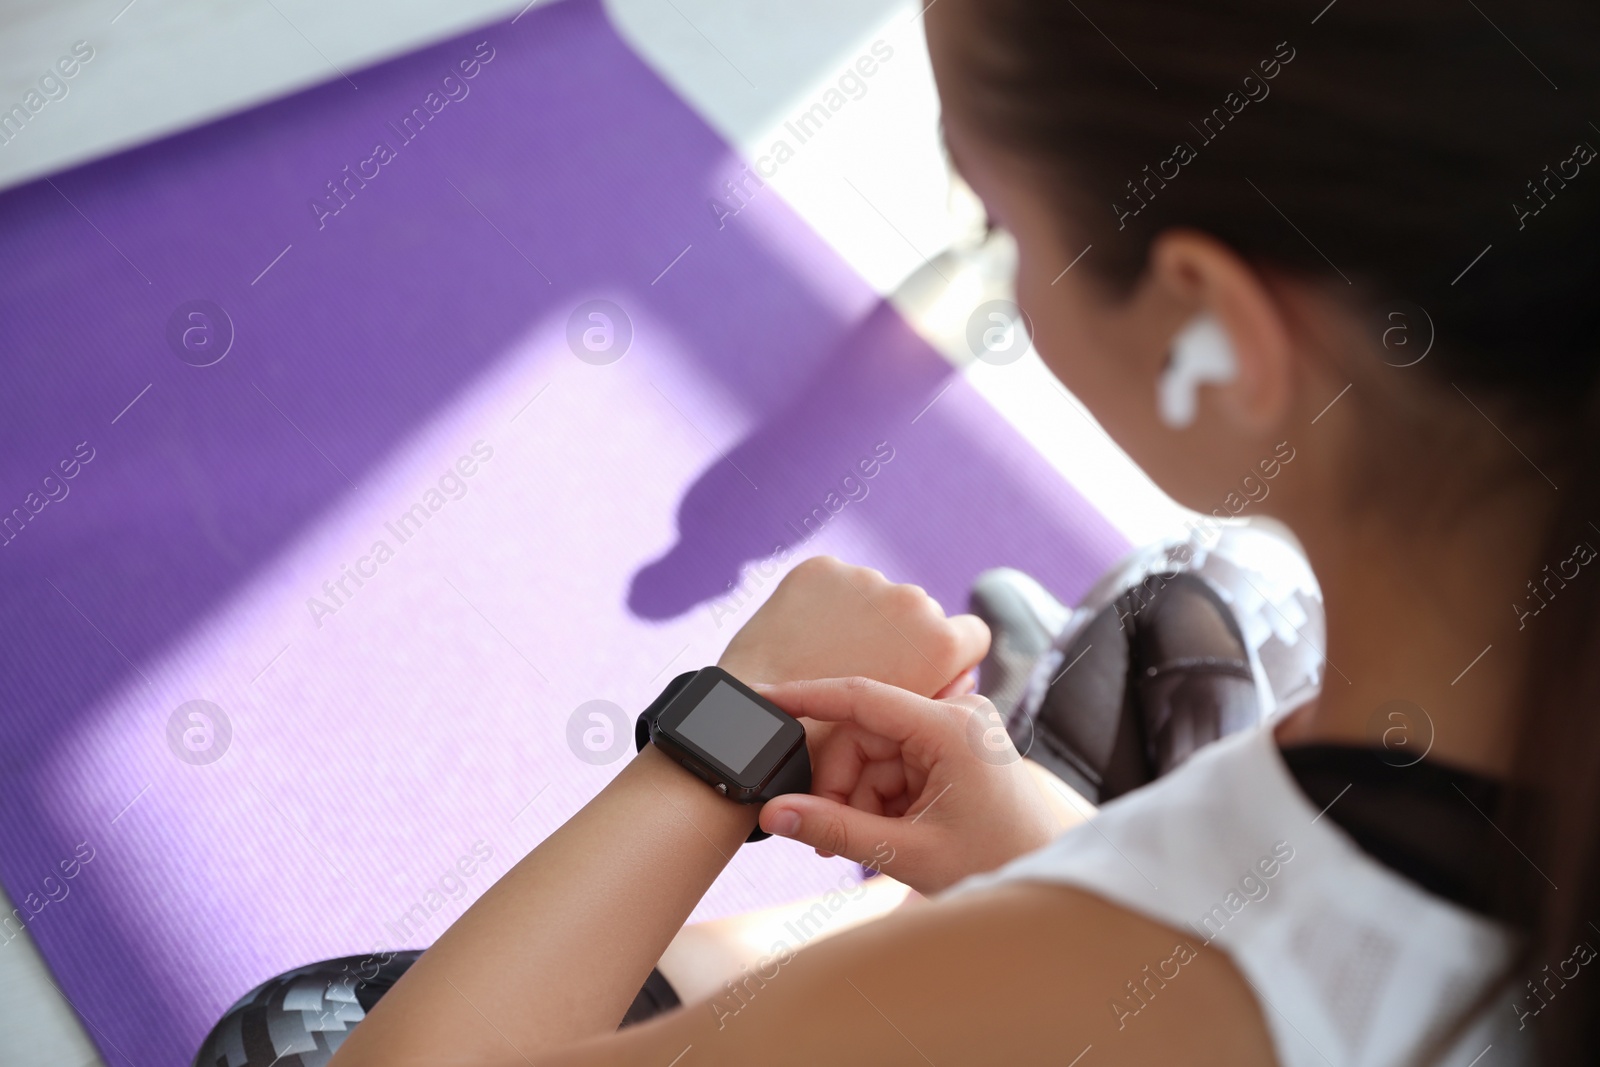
[0,1,1127,1063]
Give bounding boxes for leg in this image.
[191,951,417,1067]
[192,945,682,1066]
[193,876,916,1065]
[972,518,1326,805]
[654,871,913,1006]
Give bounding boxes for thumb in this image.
[760,794,912,868]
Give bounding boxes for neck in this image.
[1275,477,1557,778]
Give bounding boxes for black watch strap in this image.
[635,670,699,753]
[636,670,810,842]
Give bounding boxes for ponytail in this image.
[1504,406,1600,1060]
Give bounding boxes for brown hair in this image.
[953,0,1600,1060]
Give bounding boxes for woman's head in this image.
[926,0,1599,532]
[925,1,1600,1060]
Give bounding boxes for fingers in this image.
[757,677,945,744]
[759,793,906,868]
[846,758,915,817]
[773,556,990,688]
[932,668,978,700]
[942,613,992,672]
[808,722,904,805]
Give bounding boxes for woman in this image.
[236,0,1600,1063]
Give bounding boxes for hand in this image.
[717,556,988,699]
[752,677,1059,895]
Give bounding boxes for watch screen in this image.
[675,681,785,776]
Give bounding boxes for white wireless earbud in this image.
[1157,313,1239,429]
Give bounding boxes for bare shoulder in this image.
[557,881,1280,1067]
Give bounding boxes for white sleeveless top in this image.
[948,725,1529,1067]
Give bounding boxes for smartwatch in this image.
[635,667,811,842]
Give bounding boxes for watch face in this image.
[676,681,784,775]
[657,669,804,789]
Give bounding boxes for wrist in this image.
[715,651,777,686]
[625,741,761,844]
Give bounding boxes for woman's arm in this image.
[551,881,1281,1067]
[330,740,756,1066]
[328,558,989,1066]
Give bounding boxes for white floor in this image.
[0,2,1182,1063]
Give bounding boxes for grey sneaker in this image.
[966,567,1074,724]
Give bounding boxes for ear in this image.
[1148,229,1294,433]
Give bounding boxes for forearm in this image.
[327,558,989,1066]
[329,743,757,1066]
